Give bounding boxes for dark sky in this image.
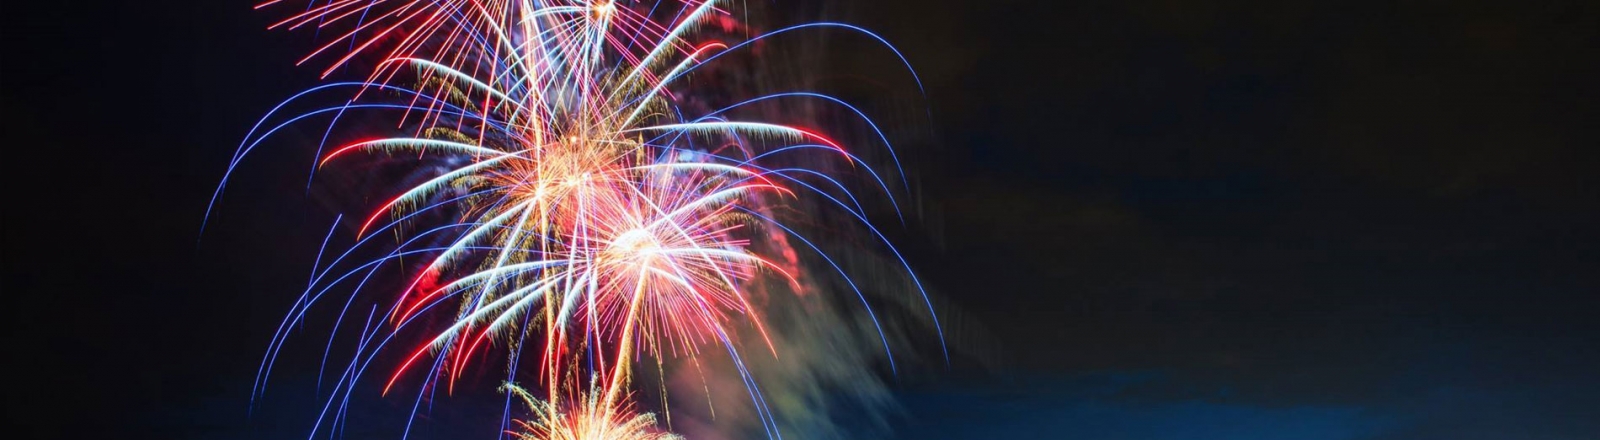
[6,1,1598,439]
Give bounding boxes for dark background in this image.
[6,0,1597,439]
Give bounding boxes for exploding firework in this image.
[505,381,680,440]
[216,0,942,437]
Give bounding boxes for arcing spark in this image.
[217,0,941,437]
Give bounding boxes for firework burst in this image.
[216,0,942,437]
[505,381,680,440]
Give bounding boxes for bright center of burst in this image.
[609,228,658,259]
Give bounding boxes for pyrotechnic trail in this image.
[213,1,942,438]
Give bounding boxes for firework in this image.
[217,0,942,437]
[505,381,680,440]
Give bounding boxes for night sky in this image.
[7,1,1598,439]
